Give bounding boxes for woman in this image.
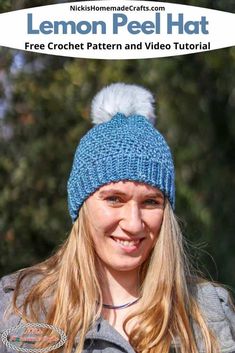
[0,83,235,353]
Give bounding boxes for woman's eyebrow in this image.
[98,190,164,198]
[145,192,164,198]
[98,189,127,197]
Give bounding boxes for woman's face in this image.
[86,181,164,274]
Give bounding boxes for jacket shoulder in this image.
[195,282,235,352]
[0,272,19,292]
[0,273,22,352]
[0,273,21,327]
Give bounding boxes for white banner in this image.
[0,1,234,59]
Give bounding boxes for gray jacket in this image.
[0,273,235,353]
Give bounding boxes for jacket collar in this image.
[75,317,136,353]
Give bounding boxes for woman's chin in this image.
[102,260,142,273]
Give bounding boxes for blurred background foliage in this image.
[0,0,234,290]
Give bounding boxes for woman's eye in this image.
[144,199,163,207]
[106,196,122,204]
[145,199,157,205]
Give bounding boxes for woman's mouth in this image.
[111,237,143,252]
[114,238,140,247]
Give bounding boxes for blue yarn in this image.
[67,113,175,222]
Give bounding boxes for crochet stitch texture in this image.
[67,113,175,222]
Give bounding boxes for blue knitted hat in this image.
[68,83,175,222]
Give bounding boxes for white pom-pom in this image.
[91,83,156,125]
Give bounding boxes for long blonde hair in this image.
[13,201,219,353]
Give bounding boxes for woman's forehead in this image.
[96,181,164,196]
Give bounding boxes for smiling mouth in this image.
[111,237,142,247]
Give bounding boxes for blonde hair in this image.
[13,201,219,353]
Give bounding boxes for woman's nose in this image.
[119,202,144,235]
